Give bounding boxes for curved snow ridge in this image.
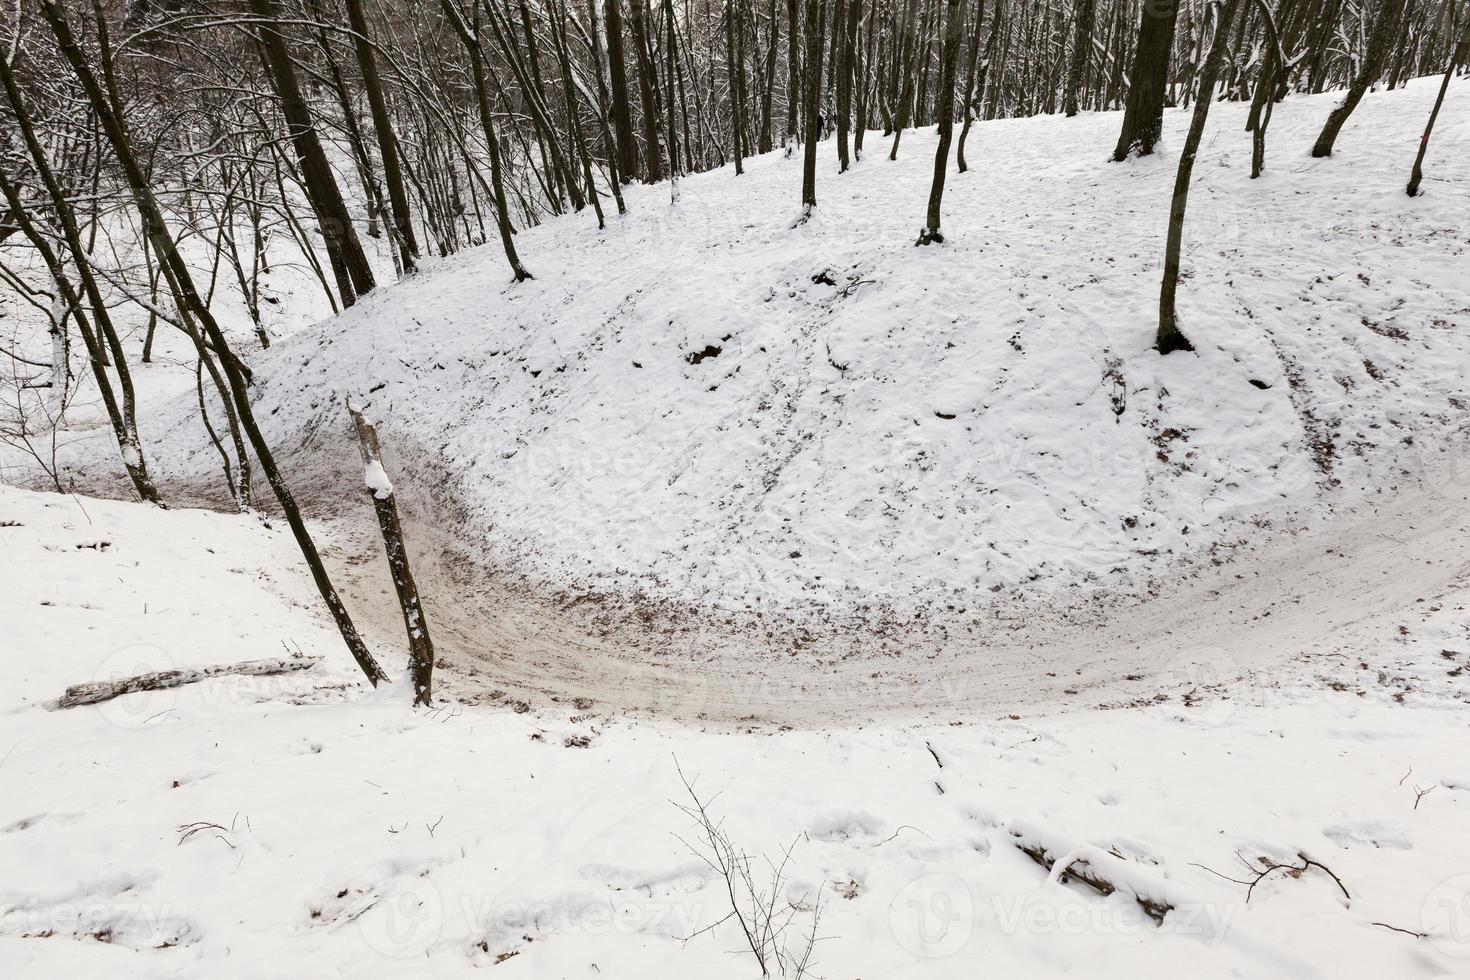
[153,81,1469,615]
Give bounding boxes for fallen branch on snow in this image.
[1009,821,1186,924]
[54,657,321,708]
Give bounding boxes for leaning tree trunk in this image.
[918,0,964,244]
[1159,0,1239,355]
[248,0,375,306]
[1112,0,1181,160]
[349,407,435,707]
[1311,0,1409,157]
[0,57,160,505]
[38,0,389,687]
[1406,21,1470,195]
[344,0,418,273]
[439,0,532,281]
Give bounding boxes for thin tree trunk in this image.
[345,0,419,272]
[1065,0,1097,116]
[349,407,435,707]
[919,0,965,243]
[248,0,376,304]
[1159,0,1239,354]
[1407,21,1469,195]
[801,0,828,211]
[41,0,389,687]
[606,0,641,180]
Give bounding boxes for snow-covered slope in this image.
[4,485,1470,979]
[140,80,1470,616]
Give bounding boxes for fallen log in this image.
[55,657,320,708]
[1009,820,1182,924]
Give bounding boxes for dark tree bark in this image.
[957,1,996,171]
[888,0,923,159]
[585,0,630,212]
[344,0,418,273]
[918,0,964,244]
[1064,0,1096,117]
[1248,0,1285,178]
[349,407,435,707]
[39,0,389,687]
[800,0,828,211]
[1407,21,1470,195]
[835,0,860,171]
[786,0,802,150]
[629,0,664,182]
[1311,0,1410,157]
[439,0,532,281]
[248,0,375,305]
[727,0,748,173]
[605,0,641,180]
[1112,0,1181,160]
[1158,0,1239,355]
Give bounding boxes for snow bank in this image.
[142,81,1470,615]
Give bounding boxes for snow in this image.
[109,78,1470,621]
[2,483,1469,978]
[363,459,394,500]
[3,78,1470,980]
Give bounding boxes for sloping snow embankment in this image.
[124,78,1470,618]
[2,486,1470,978]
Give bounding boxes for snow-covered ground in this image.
[106,76,1470,622]
[2,485,1469,979]
[4,78,1470,979]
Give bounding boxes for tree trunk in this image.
[1407,23,1470,195]
[629,0,664,182]
[440,0,533,281]
[1112,0,1181,160]
[835,0,859,170]
[1312,0,1410,157]
[344,0,418,273]
[918,0,964,243]
[801,0,828,211]
[1159,0,1239,354]
[39,0,389,687]
[1064,0,1096,116]
[606,0,641,180]
[888,0,923,159]
[248,0,375,304]
[349,407,435,707]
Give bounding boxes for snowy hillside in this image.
[3,483,1470,979]
[131,79,1470,619]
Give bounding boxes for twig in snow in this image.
[1371,921,1427,939]
[1238,852,1350,903]
[671,756,825,978]
[872,825,933,848]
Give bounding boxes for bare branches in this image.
[672,758,825,978]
